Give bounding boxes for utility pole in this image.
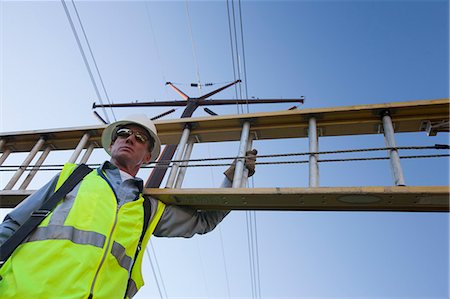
[93,80,304,188]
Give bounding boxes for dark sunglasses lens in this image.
[116,128,132,138]
[134,132,147,143]
[116,128,148,143]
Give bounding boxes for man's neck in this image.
[109,159,139,177]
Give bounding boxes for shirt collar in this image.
[100,161,144,192]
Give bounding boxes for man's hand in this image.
[223,149,258,181]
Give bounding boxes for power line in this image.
[231,0,244,114]
[226,0,242,114]
[218,227,232,299]
[149,241,168,299]
[60,0,111,123]
[145,243,167,299]
[70,0,116,122]
[250,178,261,298]
[185,1,202,96]
[245,211,256,299]
[144,1,169,98]
[238,0,250,113]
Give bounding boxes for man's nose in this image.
[125,133,137,143]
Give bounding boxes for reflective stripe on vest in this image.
[0,163,166,299]
[126,279,139,299]
[112,241,133,271]
[23,225,106,248]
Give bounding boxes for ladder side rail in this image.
[68,132,91,164]
[0,138,10,167]
[382,111,406,186]
[4,137,46,190]
[19,146,52,190]
[232,121,251,188]
[308,117,319,187]
[79,143,96,164]
[165,126,191,188]
[0,149,11,167]
[174,141,194,189]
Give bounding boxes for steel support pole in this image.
[79,143,95,164]
[4,137,45,190]
[174,141,194,188]
[382,112,406,186]
[165,126,191,188]
[19,146,51,190]
[232,121,251,188]
[308,117,319,187]
[68,133,90,163]
[241,137,254,188]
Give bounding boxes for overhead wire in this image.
[245,210,257,299]
[60,0,111,123]
[250,176,261,299]
[184,3,219,296]
[70,0,116,122]
[238,1,261,295]
[185,1,202,97]
[145,242,167,299]
[144,1,170,99]
[226,0,242,114]
[238,0,250,114]
[140,3,170,295]
[230,0,242,103]
[217,226,232,299]
[226,2,259,296]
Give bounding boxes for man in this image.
[0,114,256,298]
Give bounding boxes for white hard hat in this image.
[101,114,161,163]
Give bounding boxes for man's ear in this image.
[143,151,152,164]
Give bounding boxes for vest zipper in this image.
[89,205,119,298]
[89,168,121,298]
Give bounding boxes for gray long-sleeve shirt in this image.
[0,161,231,245]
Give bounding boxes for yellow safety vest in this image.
[0,163,165,299]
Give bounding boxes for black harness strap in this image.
[0,164,92,265]
[124,195,152,298]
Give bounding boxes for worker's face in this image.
[109,124,152,173]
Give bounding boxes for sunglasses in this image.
[116,128,149,144]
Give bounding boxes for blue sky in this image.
[1,1,449,298]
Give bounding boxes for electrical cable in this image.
[238,0,250,114]
[249,176,261,299]
[60,0,111,123]
[226,0,242,114]
[185,1,202,96]
[245,211,256,299]
[145,246,165,299]
[218,226,232,299]
[230,0,243,104]
[149,241,168,299]
[70,0,116,122]
[144,2,170,99]
[252,210,261,299]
